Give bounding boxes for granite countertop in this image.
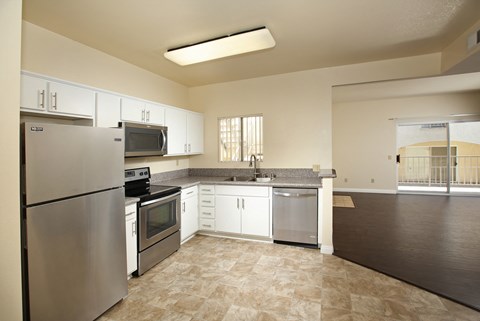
[125,197,140,206]
[153,175,327,189]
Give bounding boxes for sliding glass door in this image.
[397,123,449,193]
[397,121,480,194]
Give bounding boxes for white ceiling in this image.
[22,0,480,87]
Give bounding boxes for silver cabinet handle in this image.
[202,200,211,204]
[39,90,45,109]
[51,92,57,110]
[146,110,150,122]
[237,198,239,209]
[182,201,185,212]
[141,109,145,121]
[132,221,136,236]
[203,224,212,228]
[242,198,245,210]
[202,212,212,216]
[188,144,191,152]
[184,144,187,152]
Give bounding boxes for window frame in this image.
[218,114,263,163]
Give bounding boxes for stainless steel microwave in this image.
[121,122,168,157]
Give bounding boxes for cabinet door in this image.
[215,195,241,234]
[20,74,48,111]
[121,97,145,123]
[165,107,187,155]
[181,195,198,241]
[145,102,165,125]
[125,216,137,275]
[187,112,204,154]
[96,92,121,128]
[241,197,270,237]
[48,81,95,117]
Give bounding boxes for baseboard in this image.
[333,188,397,194]
[320,245,334,255]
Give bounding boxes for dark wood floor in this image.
[333,192,480,311]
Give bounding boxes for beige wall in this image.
[333,91,480,192]
[0,1,23,320]
[189,53,441,249]
[21,21,196,173]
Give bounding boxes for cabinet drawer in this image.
[199,218,215,231]
[125,204,136,218]
[181,185,198,199]
[199,185,215,194]
[215,185,269,197]
[199,207,215,219]
[199,195,215,207]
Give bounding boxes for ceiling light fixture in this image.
[164,26,276,66]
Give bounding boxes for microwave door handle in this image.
[161,130,167,150]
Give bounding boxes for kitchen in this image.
[3,1,480,321]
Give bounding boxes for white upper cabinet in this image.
[121,98,164,125]
[165,108,204,156]
[96,92,121,128]
[20,75,48,111]
[187,112,204,154]
[48,82,95,117]
[145,102,165,125]
[165,107,187,155]
[121,97,146,123]
[21,74,95,118]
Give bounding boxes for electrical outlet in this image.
[344,178,348,183]
[371,178,375,183]
[312,164,321,172]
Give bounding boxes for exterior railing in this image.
[398,155,480,186]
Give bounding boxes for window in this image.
[219,115,263,162]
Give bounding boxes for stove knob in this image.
[139,172,143,176]
[144,171,148,175]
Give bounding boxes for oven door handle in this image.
[140,191,181,207]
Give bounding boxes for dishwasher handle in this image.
[273,191,316,198]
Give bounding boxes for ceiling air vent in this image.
[467,29,480,50]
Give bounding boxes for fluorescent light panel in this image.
[164,27,275,66]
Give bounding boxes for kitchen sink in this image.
[224,176,255,182]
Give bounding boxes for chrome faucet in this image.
[249,154,259,178]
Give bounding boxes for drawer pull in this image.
[202,212,211,215]
[202,200,212,203]
[203,224,212,228]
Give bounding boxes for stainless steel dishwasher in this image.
[273,188,318,247]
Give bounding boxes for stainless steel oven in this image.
[125,167,181,276]
[139,191,180,251]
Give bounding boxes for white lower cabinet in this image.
[215,196,242,234]
[215,186,271,237]
[125,204,137,276]
[181,186,199,242]
[241,196,270,237]
[199,185,215,231]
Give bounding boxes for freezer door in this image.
[26,188,127,321]
[22,122,124,205]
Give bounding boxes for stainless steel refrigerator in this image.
[21,122,127,321]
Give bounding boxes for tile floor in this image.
[99,235,480,321]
